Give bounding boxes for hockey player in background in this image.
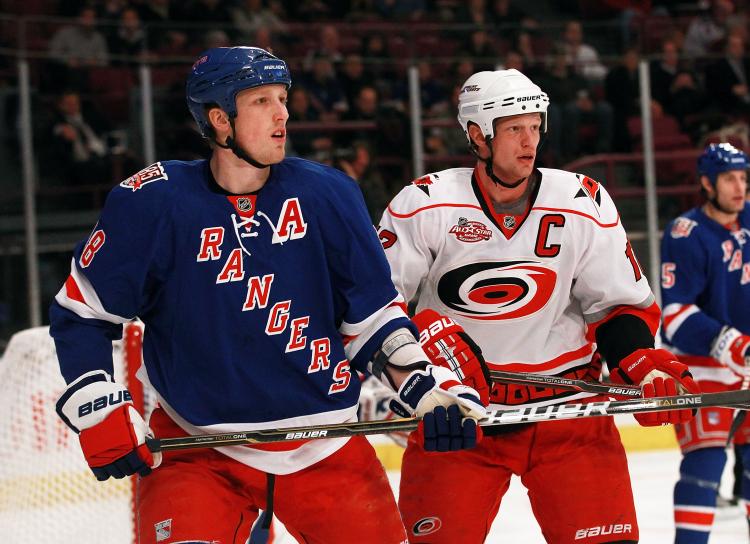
[378,68,700,543]
[660,142,750,544]
[48,46,484,544]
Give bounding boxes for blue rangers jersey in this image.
[50,157,413,473]
[660,203,750,385]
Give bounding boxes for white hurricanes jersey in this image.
[379,166,657,409]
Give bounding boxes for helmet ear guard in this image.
[186,46,292,138]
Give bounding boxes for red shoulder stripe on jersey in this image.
[488,343,594,373]
[585,302,661,343]
[531,206,620,228]
[64,275,86,305]
[386,203,482,219]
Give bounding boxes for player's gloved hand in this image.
[395,365,485,451]
[56,370,161,481]
[610,348,699,426]
[711,326,750,378]
[411,309,491,406]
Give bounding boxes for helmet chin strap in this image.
[475,135,526,189]
[215,117,270,170]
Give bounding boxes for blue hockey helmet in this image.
[697,142,750,185]
[186,46,291,137]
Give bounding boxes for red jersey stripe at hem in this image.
[487,343,594,373]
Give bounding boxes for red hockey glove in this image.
[412,309,491,406]
[56,370,161,481]
[610,348,699,426]
[711,326,750,378]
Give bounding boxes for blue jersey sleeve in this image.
[50,165,174,383]
[660,220,723,355]
[316,169,415,372]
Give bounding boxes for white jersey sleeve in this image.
[377,173,445,303]
[567,178,656,326]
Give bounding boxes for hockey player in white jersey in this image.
[49,46,484,544]
[660,143,750,543]
[378,68,700,543]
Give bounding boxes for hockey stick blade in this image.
[146,389,750,453]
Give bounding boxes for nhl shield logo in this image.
[155,519,172,542]
[503,216,516,229]
[237,197,253,212]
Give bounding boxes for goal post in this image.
[0,323,148,544]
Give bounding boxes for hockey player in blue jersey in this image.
[49,46,484,544]
[661,142,750,543]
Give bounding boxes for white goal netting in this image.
[0,324,149,544]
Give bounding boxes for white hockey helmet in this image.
[457,69,549,143]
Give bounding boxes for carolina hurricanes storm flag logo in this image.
[449,217,493,243]
[437,260,556,320]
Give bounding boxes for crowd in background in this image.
[1,0,750,340]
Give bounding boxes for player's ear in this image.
[699,175,714,195]
[468,124,486,148]
[207,107,230,136]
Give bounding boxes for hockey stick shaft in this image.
[489,369,643,397]
[489,369,750,410]
[146,389,750,453]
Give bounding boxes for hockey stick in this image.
[489,369,643,398]
[489,369,750,411]
[146,389,750,453]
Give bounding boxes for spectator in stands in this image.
[605,46,642,152]
[705,32,750,115]
[334,140,390,223]
[344,85,380,124]
[339,54,371,111]
[304,24,344,71]
[537,46,613,163]
[301,54,347,117]
[287,86,332,159]
[107,7,147,64]
[204,29,232,49]
[97,0,128,21]
[650,38,682,108]
[47,7,109,90]
[454,0,491,26]
[560,20,608,82]
[47,90,113,185]
[231,0,288,44]
[136,0,182,51]
[425,84,470,157]
[651,38,707,129]
[683,0,733,58]
[360,33,395,87]
[459,30,497,72]
[490,0,528,26]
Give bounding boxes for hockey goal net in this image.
[0,323,151,543]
